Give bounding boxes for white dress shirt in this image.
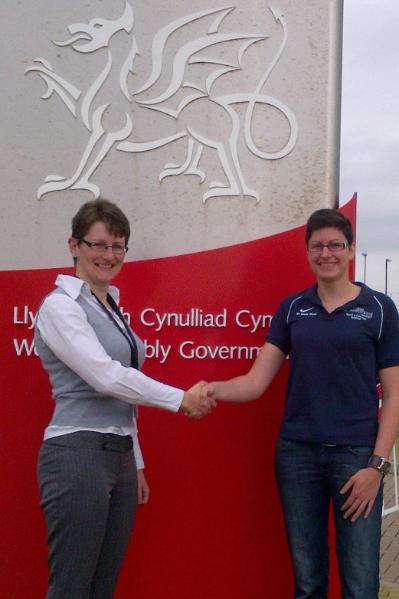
[37,275,184,469]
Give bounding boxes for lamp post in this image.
[385,258,391,295]
[361,252,368,283]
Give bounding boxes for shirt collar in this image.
[303,282,372,308]
[55,274,120,303]
[349,283,378,306]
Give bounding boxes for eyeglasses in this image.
[308,241,348,254]
[80,239,128,255]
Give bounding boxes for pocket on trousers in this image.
[346,446,373,457]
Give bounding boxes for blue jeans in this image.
[275,438,383,599]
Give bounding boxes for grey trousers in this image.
[37,432,138,599]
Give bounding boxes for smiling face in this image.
[69,220,126,292]
[307,226,355,284]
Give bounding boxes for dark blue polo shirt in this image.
[267,283,399,446]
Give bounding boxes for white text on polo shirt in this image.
[296,308,317,316]
[345,307,373,321]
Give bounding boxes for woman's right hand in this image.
[180,381,215,418]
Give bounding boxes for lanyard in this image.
[91,291,138,369]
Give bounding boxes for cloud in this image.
[340,0,399,280]
[340,1,399,164]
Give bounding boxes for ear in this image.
[348,242,356,260]
[68,237,79,258]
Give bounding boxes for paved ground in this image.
[380,587,399,599]
[379,451,399,598]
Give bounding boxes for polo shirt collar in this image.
[303,282,372,309]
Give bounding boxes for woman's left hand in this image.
[340,468,382,522]
[137,469,150,504]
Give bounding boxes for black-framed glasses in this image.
[308,241,348,254]
[80,239,128,255]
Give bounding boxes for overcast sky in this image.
[340,0,399,301]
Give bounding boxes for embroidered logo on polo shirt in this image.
[296,307,317,316]
[345,307,373,321]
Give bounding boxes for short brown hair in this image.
[305,209,353,246]
[71,199,130,244]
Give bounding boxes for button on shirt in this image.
[267,283,399,446]
[36,275,184,469]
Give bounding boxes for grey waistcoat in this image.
[35,288,144,428]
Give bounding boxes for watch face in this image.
[369,455,391,475]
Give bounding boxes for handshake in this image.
[180,381,216,419]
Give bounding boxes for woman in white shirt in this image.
[35,199,212,599]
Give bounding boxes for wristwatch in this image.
[367,455,391,477]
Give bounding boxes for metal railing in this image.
[382,441,399,516]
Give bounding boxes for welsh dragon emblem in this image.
[25,3,298,203]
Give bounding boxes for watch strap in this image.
[367,454,391,477]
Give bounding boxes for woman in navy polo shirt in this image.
[204,209,399,598]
